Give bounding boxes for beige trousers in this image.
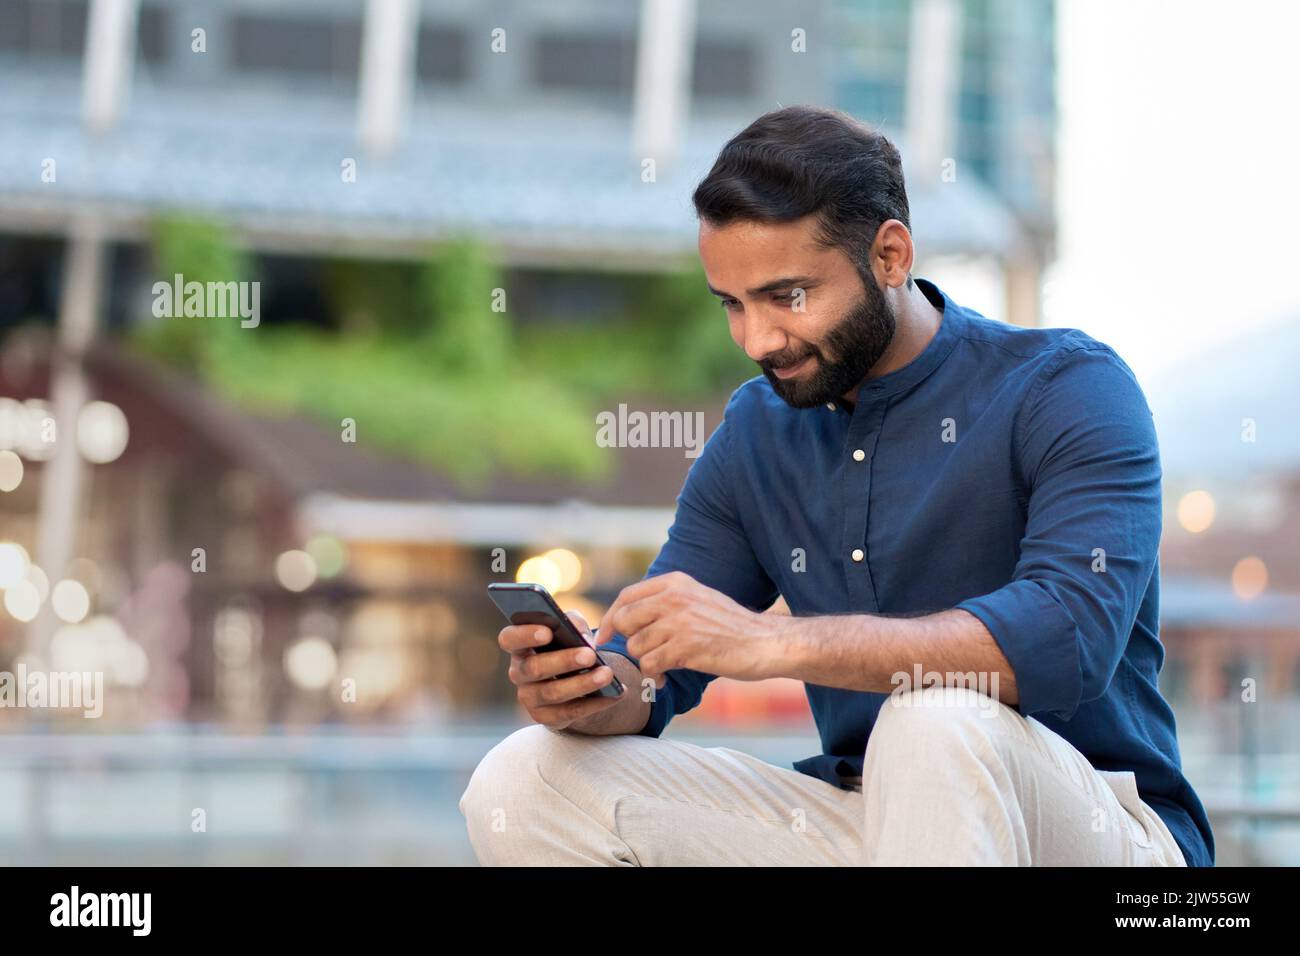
[459,685,1187,866]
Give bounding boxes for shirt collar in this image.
[845,276,963,406]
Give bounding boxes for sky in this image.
[1047,0,1300,386]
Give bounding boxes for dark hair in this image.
[692,105,911,288]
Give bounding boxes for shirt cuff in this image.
[954,580,1083,720]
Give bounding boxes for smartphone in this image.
[487,582,625,699]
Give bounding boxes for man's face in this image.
[698,215,896,408]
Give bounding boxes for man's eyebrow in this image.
[707,276,818,298]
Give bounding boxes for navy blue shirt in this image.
[601,276,1214,867]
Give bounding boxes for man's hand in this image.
[593,572,785,686]
[499,609,624,731]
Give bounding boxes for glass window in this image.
[532,32,635,93]
[415,24,469,84]
[137,3,168,66]
[231,12,361,81]
[0,0,88,57]
[693,38,755,99]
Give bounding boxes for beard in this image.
[759,273,897,409]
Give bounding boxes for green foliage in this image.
[132,221,751,487]
[132,216,248,373]
[416,238,509,373]
[202,328,603,485]
[642,266,756,393]
[516,265,754,399]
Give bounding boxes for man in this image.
[459,106,1214,867]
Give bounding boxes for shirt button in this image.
[826,402,836,411]
[852,449,865,461]
[851,549,864,562]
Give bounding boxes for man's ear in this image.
[872,219,916,289]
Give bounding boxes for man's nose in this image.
[741,312,787,363]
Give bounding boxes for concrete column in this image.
[82,0,140,134]
[357,0,420,157]
[31,218,107,657]
[903,0,961,179]
[632,0,697,169]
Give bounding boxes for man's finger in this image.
[531,692,621,726]
[519,665,617,708]
[593,594,627,647]
[609,593,679,647]
[513,645,599,684]
[635,660,669,691]
[595,574,683,645]
[500,624,553,654]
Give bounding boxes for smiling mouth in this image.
[771,355,814,379]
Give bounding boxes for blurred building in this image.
[1149,310,1300,710]
[0,0,1053,319]
[0,324,723,722]
[833,0,1057,326]
[0,0,1061,726]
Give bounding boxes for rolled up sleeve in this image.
[600,389,778,736]
[954,345,1162,722]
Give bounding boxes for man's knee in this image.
[458,723,612,827]
[460,723,632,864]
[869,684,1013,761]
[459,723,552,820]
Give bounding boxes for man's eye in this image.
[720,298,742,311]
[771,292,794,303]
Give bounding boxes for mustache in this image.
[759,346,821,373]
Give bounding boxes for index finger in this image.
[499,623,553,655]
[594,573,678,646]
